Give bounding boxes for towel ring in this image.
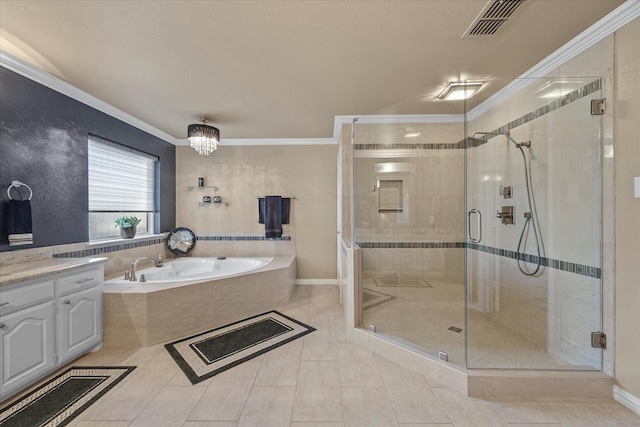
[7,180,33,201]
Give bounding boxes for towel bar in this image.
[256,196,296,199]
[7,180,33,201]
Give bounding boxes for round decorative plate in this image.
[166,227,196,255]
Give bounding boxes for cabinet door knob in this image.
[0,323,5,329]
[64,299,71,304]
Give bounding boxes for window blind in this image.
[88,136,157,212]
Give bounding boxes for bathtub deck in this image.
[103,256,296,347]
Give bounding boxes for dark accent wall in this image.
[0,67,176,251]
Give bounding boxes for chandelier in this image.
[187,117,220,155]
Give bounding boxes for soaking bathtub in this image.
[102,255,296,346]
[105,257,274,291]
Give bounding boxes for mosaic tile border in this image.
[467,243,601,279]
[354,143,460,150]
[54,237,166,258]
[356,241,601,278]
[197,235,292,241]
[489,78,601,137]
[53,235,292,258]
[356,241,463,249]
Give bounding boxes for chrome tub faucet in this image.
[129,255,163,281]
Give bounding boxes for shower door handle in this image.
[468,209,482,243]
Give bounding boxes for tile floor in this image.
[2,285,639,426]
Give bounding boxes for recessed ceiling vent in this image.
[463,0,527,37]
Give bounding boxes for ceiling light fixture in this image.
[404,132,421,138]
[437,81,484,101]
[188,116,220,155]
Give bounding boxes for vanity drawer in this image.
[0,280,55,315]
[57,267,102,296]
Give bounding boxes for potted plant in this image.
[115,216,141,239]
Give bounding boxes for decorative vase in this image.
[120,226,137,239]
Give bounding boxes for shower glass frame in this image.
[351,76,604,372]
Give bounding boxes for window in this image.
[88,135,158,241]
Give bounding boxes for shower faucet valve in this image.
[496,206,515,225]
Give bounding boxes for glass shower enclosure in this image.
[351,76,604,371]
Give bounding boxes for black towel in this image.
[258,197,290,225]
[7,199,33,245]
[263,196,283,239]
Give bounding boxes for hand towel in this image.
[264,195,283,239]
[259,197,290,224]
[7,199,33,245]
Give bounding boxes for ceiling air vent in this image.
[463,0,527,37]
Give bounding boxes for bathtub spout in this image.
[130,257,161,281]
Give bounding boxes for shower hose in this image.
[516,144,542,276]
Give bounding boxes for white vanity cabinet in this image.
[0,296,56,400]
[56,267,103,364]
[0,263,104,401]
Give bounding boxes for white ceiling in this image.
[0,0,625,142]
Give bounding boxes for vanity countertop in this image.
[0,257,107,287]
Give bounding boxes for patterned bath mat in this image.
[165,310,315,384]
[0,366,135,427]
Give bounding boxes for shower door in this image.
[465,77,604,370]
[353,119,467,366]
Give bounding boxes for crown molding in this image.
[467,0,640,121]
[176,138,336,146]
[0,50,181,145]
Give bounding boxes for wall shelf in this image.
[187,185,218,192]
[197,201,230,207]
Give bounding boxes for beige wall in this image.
[176,145,338,280]
[614,16,640,399]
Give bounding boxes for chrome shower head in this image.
[472,131,531,149]
[457,136,487,148]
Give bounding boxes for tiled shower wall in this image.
[466,35,614,369]
[352,122,465,281]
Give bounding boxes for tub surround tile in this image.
[103,257,295,347]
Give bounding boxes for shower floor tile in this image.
[361,274,587,370]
